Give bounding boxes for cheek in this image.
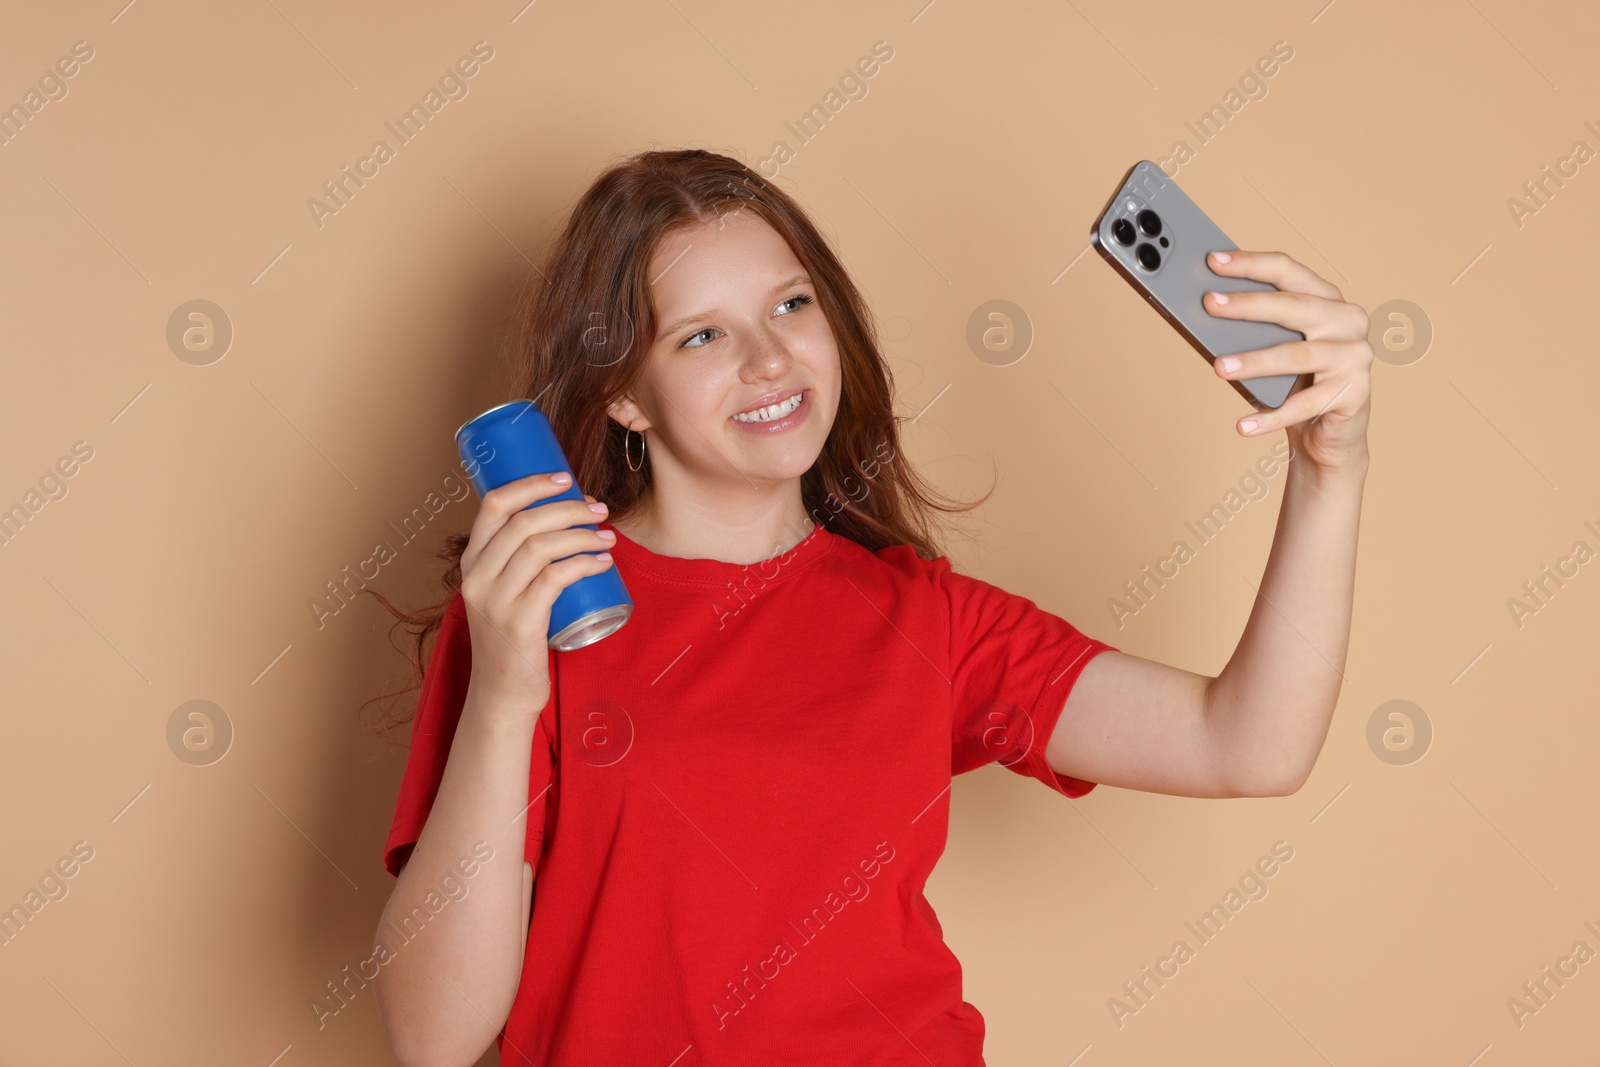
[796,322,842,387]
[660,360,742,429]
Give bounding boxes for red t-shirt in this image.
[384,519,1117,1065]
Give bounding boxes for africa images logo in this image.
[709,841,897,1029]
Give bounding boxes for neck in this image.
[611,486,816,565]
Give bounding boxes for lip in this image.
[729,388,810,434]
[731,386,805,418]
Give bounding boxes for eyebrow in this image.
[655,272,815,342]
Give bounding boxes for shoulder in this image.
[445,589,468,622]
[818,536,964,621]
[423,592,472,666]
[826,534,954,588]
[824,535,1036,617]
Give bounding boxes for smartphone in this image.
[1089,160,1310,411]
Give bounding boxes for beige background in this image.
[2,0,1597,1063]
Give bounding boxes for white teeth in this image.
[733,392,804,423]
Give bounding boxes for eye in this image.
[677,293,813,350]
[680,326,717,349]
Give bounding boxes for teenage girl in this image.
[369,149,1372,1066]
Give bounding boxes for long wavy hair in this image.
[361,148,993,739]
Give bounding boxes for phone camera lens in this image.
[1112,218,1136,246]
[1135,243,1161,271]
[1137,210,1162,237]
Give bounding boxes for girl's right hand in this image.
[458,472,616,705]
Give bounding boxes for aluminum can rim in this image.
[454,398,539,445]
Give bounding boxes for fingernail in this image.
[1211,291,1230,305]
[1239,418,1258,434]
[1213,251,1231,263]
[597,529,616,540]
[551,472,572,485]
[588,501,609,513]
[1217,357,1240,373]
[595,552,613,562]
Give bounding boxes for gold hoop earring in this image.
[624,425,646,472]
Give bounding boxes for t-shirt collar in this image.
[598,518,834,586]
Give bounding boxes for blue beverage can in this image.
[455,399,634,651]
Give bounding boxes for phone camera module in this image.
[1111,217,1136,246]
[1137,209,1163,237]
[1135,242,1161,271]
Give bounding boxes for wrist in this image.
[466,672,549,731]
[1291,450,1368,493]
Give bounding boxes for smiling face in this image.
[607,208,842,501]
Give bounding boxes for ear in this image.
[606,396,652,434]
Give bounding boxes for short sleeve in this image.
[383,592,558,877]
[936,558,1118,799]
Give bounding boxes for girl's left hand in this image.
[1203,250,1372,476]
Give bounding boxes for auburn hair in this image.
[361,147,992,739]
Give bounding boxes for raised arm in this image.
[376,682,543,1066]
[375,474,618,1066]
[1046,250,1372,799]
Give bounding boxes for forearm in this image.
[375,681,540,1067]
[1205,450,1368,794]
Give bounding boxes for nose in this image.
[738,321,794,384]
